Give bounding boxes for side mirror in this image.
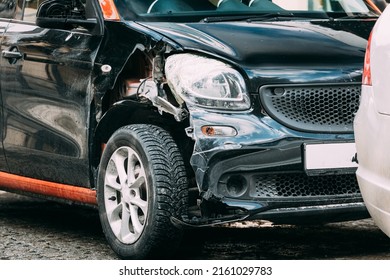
[36,0,97,30]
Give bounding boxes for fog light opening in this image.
[226,175,247,197]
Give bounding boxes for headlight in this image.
[165,54,250,110]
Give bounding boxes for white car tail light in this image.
[362,31,373,86]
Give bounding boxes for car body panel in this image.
[355,6,390,237]
[369,12,390,115]
[355,86,390,237]
[0,20,101,186]
[139,19,373,92]
[139,20,373,65]
[0,18,9,171]
[92,20,170,96]
[0,170,97,205]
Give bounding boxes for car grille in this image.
[252,173,360,198]
[260,83,361,133]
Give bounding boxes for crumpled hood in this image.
[138,19,375,89]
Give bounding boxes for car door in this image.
[0,0,22,172]
[0,0,102,186]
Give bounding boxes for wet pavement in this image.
[1,191,390,260]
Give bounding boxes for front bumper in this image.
[355,85,390,237]
[187,108,366,224]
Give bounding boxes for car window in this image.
[273,0,370,12]
[116,0,381,21]
[0,0,16,18]
[23,0,40,22]
[0,0,23,19]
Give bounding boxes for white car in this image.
[354,6,390,237]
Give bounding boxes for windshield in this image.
[115,0,381,21]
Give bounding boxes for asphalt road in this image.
[1,190,390,260]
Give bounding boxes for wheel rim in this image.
[104,146,148,244]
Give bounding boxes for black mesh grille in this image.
[252,173,360,198]
[260,84,361,133]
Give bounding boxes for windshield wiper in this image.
[329,13,379,20]
[201,12,328,23]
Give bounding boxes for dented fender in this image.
[92,21,183,120]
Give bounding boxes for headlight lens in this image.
[165,54,250,110]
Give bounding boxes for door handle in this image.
[2,48,24,64]
[2,50,23,59]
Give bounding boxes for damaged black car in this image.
[0,0,379,258]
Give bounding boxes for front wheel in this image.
[97,124,188,259]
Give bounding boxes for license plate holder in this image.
[303,142,358,176]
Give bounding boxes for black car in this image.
[0,0,379,259]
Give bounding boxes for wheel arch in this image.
[92,101,160,165]
[91,100,192,186]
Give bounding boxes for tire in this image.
[97,124,188,259]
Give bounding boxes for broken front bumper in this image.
[183,109,368,225]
